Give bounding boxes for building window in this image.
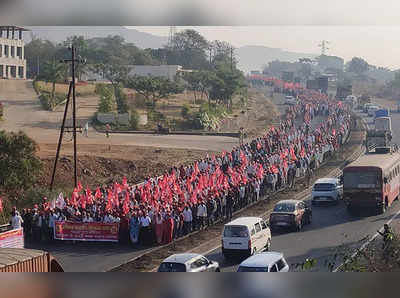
[0,44,2,57]
[18,66,24,78]
[17,47,22,59]
[4,45,9,56]
[11,46,15,57]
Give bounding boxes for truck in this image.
[374,108,390,118]
[0,248,64,272]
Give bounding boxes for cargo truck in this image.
[0,248,64,272]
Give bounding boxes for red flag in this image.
[0,197,3,213]
[77,181,83,192]
[79,194,87,209]
[114,182,122,194]
[122,192,130,215]
[71,189,79,207]
[122,177,128,189]
[95,188,102,199]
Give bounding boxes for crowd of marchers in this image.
[8,79,351,248]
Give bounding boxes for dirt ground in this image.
[38,144,215,190]
[110,117,366,272]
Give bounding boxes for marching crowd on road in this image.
[7,78,351,248]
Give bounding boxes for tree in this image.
[0,131,42,203]
[183,71,212,104]
[346,57,369,75]
[209,40,236,68]
[24,38,58,78]
[39,59,67,109]
[97,85,116,113]
[126,76,183,108]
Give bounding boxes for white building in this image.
[0,26,28,79]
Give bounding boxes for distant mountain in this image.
[236,45,318,74]
[24,26,168,49]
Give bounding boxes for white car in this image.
[222,217,271,259]
[237,252,289,272]
[284,95,297,105]
[157,253,220,272]
[311,177,343,205]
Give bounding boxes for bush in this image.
[130,109,140,130]
[32,80,41,95]
[0,102,3,119]
[181,104,191,119]
[39,93,52,111]
[148,110,165,122]
[98,86,116,113]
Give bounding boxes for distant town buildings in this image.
[0,26,28,79]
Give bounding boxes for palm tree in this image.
[40,59,67,109]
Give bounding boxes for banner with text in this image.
[54,221,119,242]
[0,228,24,248]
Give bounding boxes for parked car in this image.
[269,200,312,232]
[311,177,343,205]
[284,95,297,105]
[157,253,220,272]
[237,252,289,272]
[222,217,271,259]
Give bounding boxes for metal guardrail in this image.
[0,224,11,233]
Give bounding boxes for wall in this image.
[97,112,130,125]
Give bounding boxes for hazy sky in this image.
[129,26,400,70]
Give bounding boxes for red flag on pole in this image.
[77,181,83,192]
[95,188,102,199]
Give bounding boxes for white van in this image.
[222,217,271,259]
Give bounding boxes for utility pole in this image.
[318,40,330,56]
[50,44,85,190]
[230,47,234,71]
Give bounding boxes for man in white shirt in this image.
[10,211,23,230]
[196,202,207,230]
[182,206,193,235]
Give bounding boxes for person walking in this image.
[182,206,193,235]
[129,214,140,245]
[84,121,89,137]
[196,201,207,230]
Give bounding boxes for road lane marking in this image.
[333,206,400,272]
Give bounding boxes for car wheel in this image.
[308,214,312,224]
[215,268,221,272]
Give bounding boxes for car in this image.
[237,252,289,272]
[222,217,271,259]
[269,200,312,232]
[157,253,220,272]
[311,177,343,205]
[284,95,297,105]
[363,103,374,113]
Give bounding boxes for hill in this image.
[25,26,168,49]
[236,45,318,74]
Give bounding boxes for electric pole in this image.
[50,44,85,190]
[318,40,330,56]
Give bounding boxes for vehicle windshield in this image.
[237,266,268,272]
[224,226,249,237]
[313,183,335,191]
[273,203,295,212]
[343,171,381,189]
[158,262,186,272]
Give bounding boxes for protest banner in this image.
[0,228,24,248]
[54,221,119,242]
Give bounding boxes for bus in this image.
[343,148,400,214]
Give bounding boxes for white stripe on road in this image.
[333,206,400,272]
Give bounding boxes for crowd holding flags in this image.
[3,76,352,246]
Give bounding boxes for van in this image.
[222,217,271,259]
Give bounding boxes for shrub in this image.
[98,86,116,113]
[39,93,52,111]
[181,104,191,119]
[0,102,3,119]
[130,109,140,130]
[148,110,165,122]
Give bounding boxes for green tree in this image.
[39,59,67,109]
[24,37,58,79]
[97,85,116,113]
[346,57,370,75]
[0,131,42,203]
[126,76,183,108]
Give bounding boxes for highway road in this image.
[206,108,400,272]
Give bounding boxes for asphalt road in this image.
[205,108,400,272]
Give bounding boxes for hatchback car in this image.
[157,253,220,272]
[284,95,297,105]
[237,252,289,272]
[269,200,312,232]
[311,177,343,205]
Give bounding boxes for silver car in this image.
[157,253,220,272]
[311,178,343,205]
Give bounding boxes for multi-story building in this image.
[0,26,28,79]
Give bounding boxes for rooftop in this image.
[225,217,263,226]
[314,177,339,184]
[0,26,30,31]
[239,252,284,268]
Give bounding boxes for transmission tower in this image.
[168,26,177,47]
[318,40,330,55]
